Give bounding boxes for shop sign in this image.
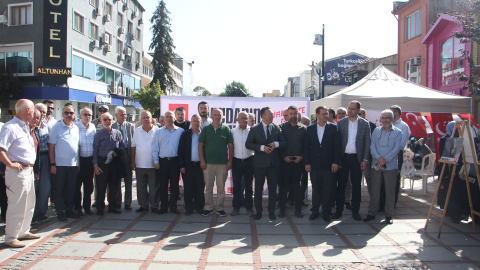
[95,95,111,104]
[123,99,135,106]
[37,66,72,76]
[43,0,68,70]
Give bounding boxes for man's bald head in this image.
[15,99,34,121]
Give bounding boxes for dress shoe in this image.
[246,210,255,217]
[96,210,104,216]
[382,216,393,224]
[108,209,121,214]
[323,213,332,222]
[57,214,67,222]
[216,210,227,217]
[125,205,132,211]
[254,213,262,220]
[230,209,239,216]
[74,210,85,217]
[36,214,48,221]
[158,209,168,215]
[136,207,148,213]
[170,209,180,215]
[202,210,213,216]
[295,210,303,218]
[352,212,362,221]
[151,208,159,214]
[345,202,352,210]
[185,210,193,216]
[84,209,94,215]
[269,213,276,220]
[363,215,376,222]
[5,240,26,248]
[277,209,286,218]
[332,212,342,219]
[309,212,320,220]
[18,233,41,240]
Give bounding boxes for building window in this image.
[106,2,112,17]
[117,12,123,26]
[89,0,96,7]
[72,55,84,77]
[441,37,465,85]
[0,53,5,69]
[106,68,114,85]
[136,28,141,41]
[115,70,122,85]
[96,64,106,83]
[74,12,84,33]
[117,39,123,54]
[6,51,32,74]
[135,51,140,63]
[135,77,141,91]
[406,9,421,40]
[84,60,95,80]
[123,73,131,88]
[405,61,421,84]
[9,4,33,26]
[89,22,98,39]
[128,21,133,34]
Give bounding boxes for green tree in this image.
[453,0,480,95]
[149,0,176,94]
[219,80,253,97]
[193,86,211,96]
[133,80,164,117]
[0,66,22,103]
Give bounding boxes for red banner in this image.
[401,112,428,138]
[459,114,480,129]
[431,113,454,162]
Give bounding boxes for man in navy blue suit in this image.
[303,106,341,222]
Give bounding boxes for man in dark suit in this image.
[334,100,371,221]
[246,107,286,220]
[112,106,135,211]
[178,114,205,215]
[304,106,341,222]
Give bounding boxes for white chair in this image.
[411,153,436,194]
[401,150,415,188]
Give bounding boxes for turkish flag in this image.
[401,112,428,138]
[459,114,480,129]
[431,113,454,162]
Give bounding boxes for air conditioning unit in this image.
[125,47,131,57]
[103,33,110,44]
[0,15,7,25]
[96,7,103,16]
[106,44,112,52]
[92,39,100,48]
[123,3,127,10]
[410,56,421,66]
[120,54,125,61]
[105,14,111,22]
[122,84,127,96]
[110,81,118,94]
[120,27,125,34]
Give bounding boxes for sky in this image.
[141,0,399,97]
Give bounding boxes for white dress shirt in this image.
[345,117,359,154]
[132,125,158,168]
[260,122,279,152]
[393,118,411,150]
[317,122,326,144]
[232,126,254,159]
[43,116,57,130]
[76,122,96,157]
[0,117,36,164]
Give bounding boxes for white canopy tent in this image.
[310,65,472,115]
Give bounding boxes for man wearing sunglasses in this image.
[48,105,81,222]
[92,105,109,132]
[364,109,403,225]
[42,100,57,130]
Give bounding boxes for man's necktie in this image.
[120,124,126,144]
[266,125,271,141]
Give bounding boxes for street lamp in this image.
[313,24,325,99]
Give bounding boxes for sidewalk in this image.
[0,178,479,270]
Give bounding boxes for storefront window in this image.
[84,60,95,80]
[130,76,135,90]
[0,53,5,69]
[72,55,83,77]
[135,77,141,91]
[123,73,130,88]
[106,68,114,86]
[6,51,32,73]
[441,37,465,85]
[115,71,122,85]
[96,64,106,83]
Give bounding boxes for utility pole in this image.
[321,24,325,99]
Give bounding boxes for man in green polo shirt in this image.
[198,108,233,217]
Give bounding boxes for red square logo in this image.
[169,104,189,120]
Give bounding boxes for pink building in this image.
[422,14,471,96]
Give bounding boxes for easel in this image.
[425,121,480,238]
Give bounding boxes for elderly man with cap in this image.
[92,105,109,132]
[0,99,40,248]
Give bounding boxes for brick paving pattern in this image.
[0,177,479,270]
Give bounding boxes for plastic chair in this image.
[401,150,415,188]
[411,153,436,194]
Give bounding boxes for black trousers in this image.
[279,161,303,211]
[74,156,94,211]
[95,157,118,211]
[183,162,205,212]
[232,157,254,210]
[159,158,180,211]
[301,169,308,200]
[0,163,7,221]
[254,165,278,214]
[311,169,335,214]
[380,151,403,209]
[336,154,363,214]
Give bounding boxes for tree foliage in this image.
[193,86,211,96]
[453,0,480,95]
[0,66,22,103]
[133,80,164,117]
[149,0,176,94]
[219,80,253,97]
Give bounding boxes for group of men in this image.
[0,98,411,249]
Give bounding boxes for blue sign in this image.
[324,54,366,86]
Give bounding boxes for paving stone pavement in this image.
[0,177,479,270]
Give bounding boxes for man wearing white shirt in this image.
[42,100,56,130]
[131,111,159,213]
[231,112,255,217]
